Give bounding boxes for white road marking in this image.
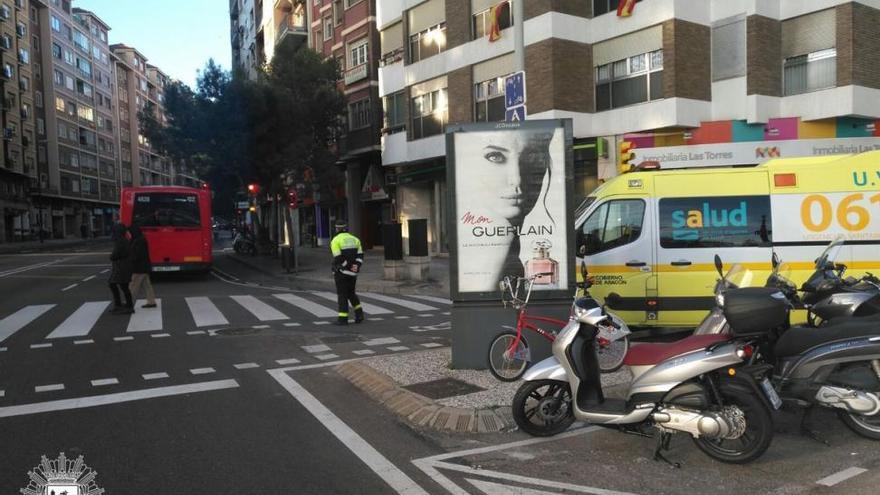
[302,344,331,353]
[283,322,301,327]
[352,350,375,356]
[232,295,288,321]
[113,336,134,342]
[35,384,65,393]
[126,299,163,332]
[142,372,169,380]
[442,311,451,316]
[388,346,410,352]
[267,369,429,495]
[313,354,339,361]
[420,343,444,348]
[418,314,433,317]
[466,478,558,495]
[234,362,261,369]
[409,295,452,305]
[311,291,394,314]
[272,293,336,318]
[61,284,78,291]
[361,292,438,311]
[0,304,55,343]
[47,301,111,339]
[371,317,384,321]
[816,467,868,487]
[186,330,206,335]
[252,324,270,329]
[185,296,229,327]
[1,379,238,418]
[275,358,301,365]
[82,275,97,282]
[151,333,171,338]
[91,378,119,387]
[74,339,94,345]
[30,343,52,349]
[0,259,65,278]
[190,367,216,375]
[395,316,411,320]
[0,390,4,397]
[100,268,110,274]
[314,321,330,325]
[364,337,400,346]
[0,347,5,351]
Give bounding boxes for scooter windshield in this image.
[722,264,755,291]
[815,235,845,269]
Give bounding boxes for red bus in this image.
[120,185,213,272]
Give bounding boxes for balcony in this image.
[344,63,369,85]
[275,11,307,45]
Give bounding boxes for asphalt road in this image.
[0,246,877,493]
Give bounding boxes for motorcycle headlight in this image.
[571,297,600,323]
[715,292,725,308]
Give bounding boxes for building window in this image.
[711,16,746,82]
[348,98,371,130]
[77,104,94,122]
[473,3,512,40]
[18,48,28,64]
[15,21,25,38]
[35,91,42,108]
[19,75,28,91]
[0,5,9,20]
[52,43,62,59]
[783,48,836,96]
[474,75,507,122]
[409,23,446,64]
[2,63,13,79]
[595,49,663,111]
[323,17,333,40]
[382,91,406,134]
[344,0,363,7]
[593,0,642,17]
[411,87,447,140]
[349,40,368,67]
[55,96,65,112]
[51,14,61,31]
[37,117,44,135]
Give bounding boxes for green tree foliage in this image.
[140,43,346,217]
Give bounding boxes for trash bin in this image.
[382,222,403,261]
[407,219,429,257]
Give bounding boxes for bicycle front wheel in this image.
[487,331,530,382]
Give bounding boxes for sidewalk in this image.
[226,245,450,297]
[337,348,632,434]
[0,236,112,255]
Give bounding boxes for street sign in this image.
[236,201,249,210]
[504,71,526,108]
[505,106,526,122]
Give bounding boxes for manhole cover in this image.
[403,378,485,400]
[322,334,360,344]
[215,327,263,336]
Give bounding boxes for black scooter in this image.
[722,260,880,440]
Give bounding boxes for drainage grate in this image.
[321,334,361,344]
[215,327,263,336]
[403,378,485,400]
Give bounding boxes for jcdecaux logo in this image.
[671,201,748,240]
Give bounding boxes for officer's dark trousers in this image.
[335,273,362,320]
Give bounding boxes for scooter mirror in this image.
[714,254,724,277]
[772,252,779,270]
[605,292,622,309]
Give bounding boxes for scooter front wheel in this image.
[692,385,773,463]
[487,331,530,382]
[838,409,880,440]
[512,379,574,437]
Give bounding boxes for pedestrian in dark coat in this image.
[108,223,134,314]
[128,225,157,308]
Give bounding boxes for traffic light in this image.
[247,183,260,195]
[618,141,636,174]
[286,188,298,209]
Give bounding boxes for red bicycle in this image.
[487,274,630,381]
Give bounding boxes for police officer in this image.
[330,221,364,325]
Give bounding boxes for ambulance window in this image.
[658,195,772,248]
[579,199,645,255]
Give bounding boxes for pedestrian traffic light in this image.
[287,188,298,209]
[247,183,259,195]
[618,141,636,174]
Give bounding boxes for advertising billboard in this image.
[447,120,574,301]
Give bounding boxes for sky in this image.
[74,0,231,88]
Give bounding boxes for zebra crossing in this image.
[0,291,452,347]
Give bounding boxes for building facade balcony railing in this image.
[276,12,307,44]
[344,63,368,85]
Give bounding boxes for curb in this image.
[337,361,511,434]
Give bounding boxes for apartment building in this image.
[377,0,880,254]
[230,0,260,78]
[0,0,40,242]
[309,0,385,247]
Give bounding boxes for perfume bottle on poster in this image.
[524,239,558,286]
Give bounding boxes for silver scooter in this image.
[512,264,779,464]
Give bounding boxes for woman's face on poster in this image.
[463,131,551,222]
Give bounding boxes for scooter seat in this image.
[623,334,730,366]
[774,321,880,357]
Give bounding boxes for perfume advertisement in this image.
[449,120,572,296]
